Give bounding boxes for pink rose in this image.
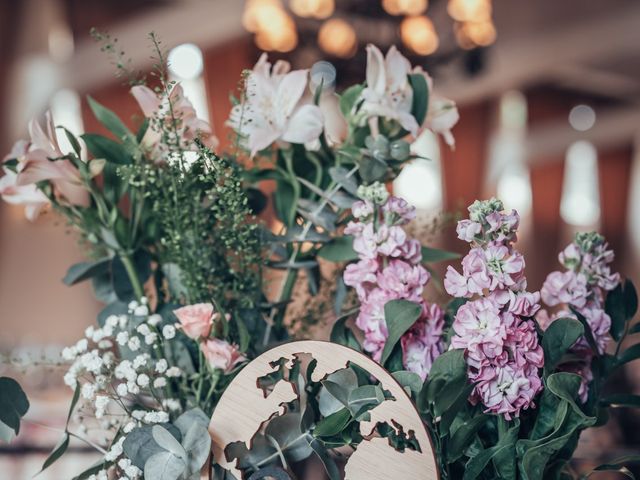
[200,338,245,373]
[174,303,215,339]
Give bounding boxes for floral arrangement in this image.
[0,31,638,480]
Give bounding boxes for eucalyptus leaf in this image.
[264,413,313,463]
[359,155,388,184]
[329,166,358,196]
[347,385,384,414]
[123,425,174,468]
[0,377,29,437]
[309,438,341,480]
[144,450,187,480]
[313,408,352,437]
[317,236,358,262]
[63,258,111,286]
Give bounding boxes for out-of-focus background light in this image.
[318,18,357,58]
[568,104,596,132]
[244,0,298,52]
[560,140,601,227]
[168,43,204,80]
[290,0,335,19]
[401,15,439,56]
[382,0,428,16]
[447,0,492,22]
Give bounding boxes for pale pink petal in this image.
[249,128,281,157]
[131,85,161,117]
[365,44,386,97]
[385,46,412,92]
[275,70,309,121]
[281,104,324,145]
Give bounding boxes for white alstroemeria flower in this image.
[360,44,419,135]
[360,45,460,147]
[228,53,324,157]
[414,67,460,147]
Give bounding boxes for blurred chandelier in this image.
[242,0,496,57]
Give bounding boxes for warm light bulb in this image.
[382,0,428,16]
[243,0,284,32]
[455,19,496,49]
[290,0,335,19]
[447,0,491,22]
[318,19,358,58]
[401,16,439,56]
[246,0,298,52]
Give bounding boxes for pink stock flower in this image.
[376,259,429,302]
[505,318,544,369]
[382,196,416,224]
[401,303,445,380]
[473,363,542,420]
[451,298,505,363]
[200,338,246,373]
[485,244,526,290]
[398,238,422,265]
[508,291,541,317]
[444,266,470,298]
[173,303,214,339]
[351,200,374,220]
[581,306,611,354]
[131,84,218,154]
[228,53,323,157]
[353,223,407,259]
[356,288,395,356]
[456,220,481,243]
[344,259,379,300]
[540,270,588,308]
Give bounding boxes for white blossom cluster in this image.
[61,298,186,480]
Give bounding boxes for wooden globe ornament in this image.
[208,340,440,479]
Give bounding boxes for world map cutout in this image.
[208,340,440,479]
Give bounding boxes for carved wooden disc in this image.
[208,340,439,479]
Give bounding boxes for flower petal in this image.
[365,44,386,96]
[130,85,161,117]
[281,104,324,145]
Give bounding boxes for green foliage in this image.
[380,299,422,366]
[0,377,29,442]
[123,408,211,480]
[146,146,261,309]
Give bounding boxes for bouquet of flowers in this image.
[1,31,638,480]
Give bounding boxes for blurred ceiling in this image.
[3,0,640,158]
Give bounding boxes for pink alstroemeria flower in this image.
[0,168,49,221]
[7,114,89,208]
[228,53,323,157]
[131,83,218,154]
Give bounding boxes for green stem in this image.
[120,252,144,300]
